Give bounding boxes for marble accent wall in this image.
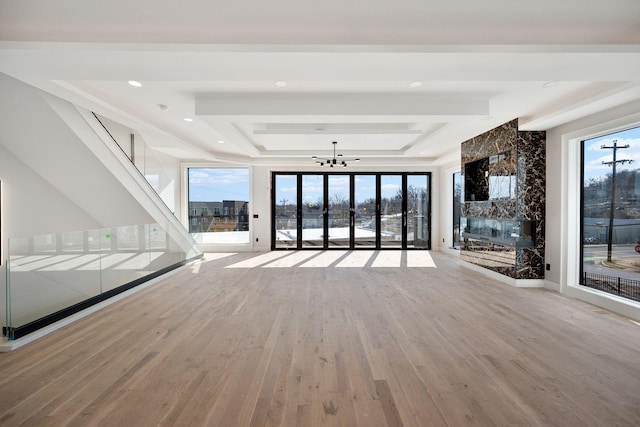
[461,119,546,280]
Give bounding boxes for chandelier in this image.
[312,141,360,167]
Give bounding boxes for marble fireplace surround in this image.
[461,118,545,281]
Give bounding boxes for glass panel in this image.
[4,222,202,339]
[328,175,351,247]
[380,175,403,247]
[100,225,148,293]
[407,175,430,248]
[5,238,11,337]
[354,175,376,247]
[301,174,324,247]
[274,174,298,248]
[453,171,462,249]
[141,139,177,213]
[188,168,250,244]
[33,234,56,253]
[148,223,182,268]
[581,126,640,303]
[61,230,87,252]
[461,218,535,247]
[5,232,102,331]
[93,114,178,214]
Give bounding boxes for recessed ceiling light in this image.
[184,118,193,122]
[542,81,559,88]
[217,140,225,144]
[409,81,423,88]
[274,80,288,87]
[128,80,142,87]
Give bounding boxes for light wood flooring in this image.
[1,250,639,426]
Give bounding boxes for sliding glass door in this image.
[301,175,324,248]
[354,175,376,247]
[272,172,431,250]
[328,175,351,247]
[274,174,297,249]
[407,174,430,248]
[380,175,403,248]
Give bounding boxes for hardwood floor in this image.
[1,250,639,426]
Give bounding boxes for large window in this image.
[188,168,249,244]
[271,172,431,250]
[581,126,640,302]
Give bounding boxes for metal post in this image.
[617,276,621,295]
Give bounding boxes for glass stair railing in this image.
[92,113,178,215]
[4,222,202,340]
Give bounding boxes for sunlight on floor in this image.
[193,253,237,273]
[300,251,348,267]
[203,253,238,261]
[408,251,436,268]
[39,254,100,271]
[371,251,401,267]
[222,251,437,269]
[263,251,318,268]
[336,251,375,267]
[225,251,289,269]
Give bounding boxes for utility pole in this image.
[601,140,633,262]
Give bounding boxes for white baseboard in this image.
[566,285,640,322]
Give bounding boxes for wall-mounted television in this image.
[464,157,489,201]
[464,151,514,201]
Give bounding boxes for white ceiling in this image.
[1,0,639,167]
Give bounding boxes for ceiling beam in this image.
[195,94,489,117]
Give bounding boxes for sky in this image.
[188,168,249,202]
[276,175,380,205]
[189,168,431,205]
[275,174,429,205]
[583,125,640,184]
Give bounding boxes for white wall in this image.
[90,114,182,217]
[0,145,103,240]
[545,99,640,320]
[438,160,462,256]
[545,121,563,288]
[252,166,272,251]
[0,74,154,231]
